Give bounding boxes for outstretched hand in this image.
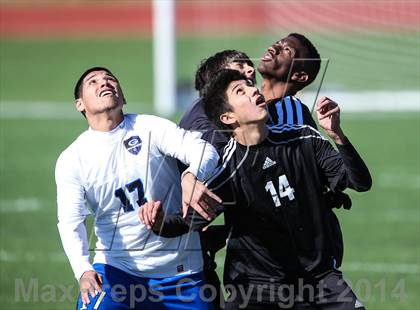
[316,96,345,145]
[181,172,222,221]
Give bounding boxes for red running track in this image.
[0,1,418,37]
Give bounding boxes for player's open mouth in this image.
[261,47,276,62]
[99,89,115,97]
[261,51,273,62]
[256,95,266,107]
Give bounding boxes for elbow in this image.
[355,174,373,192]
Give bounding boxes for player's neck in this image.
[260,79,297,101]
[87,111,124,132]
[234,123,268,146]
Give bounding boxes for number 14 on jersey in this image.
[265,175,295,207]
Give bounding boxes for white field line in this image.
[1,248,419,275]
[0,101,80,119]
[0,101,150,119]
[214,256,419,274]
[0,249,67,263]
[299,90,420,112]
[377,209,419,223]
[342,262,420,274]
[375,172,420,190]
[0,91,419,119]
[0,198,41,212]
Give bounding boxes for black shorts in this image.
[224,270,365,310]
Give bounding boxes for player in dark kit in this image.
[181,35,350,273]
[177,38,350,308]
[201,70,371,309]
[259,33,320,127]
[141,69,371,309]
[178,50,257,309]
[259,33,352,267]
[179,50,256,152]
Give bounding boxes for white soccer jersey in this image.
[56,114,219,280]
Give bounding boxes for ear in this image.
[291,71,309,83]
[220,111,236,126]
[75,99,85,113]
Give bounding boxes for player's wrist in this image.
[76,264,95,281]
[332,132,346,145]
[330,129,346,145]
[181,171,197,181]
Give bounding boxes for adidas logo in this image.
[263,157,276,170]
[355,299,365,308]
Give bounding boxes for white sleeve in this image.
[149,116,219,181]
[55,151,94,281]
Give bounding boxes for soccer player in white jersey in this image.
[55,67,221,309]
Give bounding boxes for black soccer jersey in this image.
[158,125,371,286]
[179,96,316,153]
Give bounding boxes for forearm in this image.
[57,219,94,280]
[336,137,372,192]
[153,205,225,238]
[152,214,190,238]
[330,128,346,145]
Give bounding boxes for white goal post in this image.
[153,0,176,117]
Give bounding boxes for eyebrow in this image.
[231,81,246,93]
[275,40,295,48]
[85,72,115,83]
[85,73,98,83]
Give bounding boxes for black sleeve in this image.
[335,140,372,191]
[152,204,226,238]
[151,212,189,238]
[314,134,372,193]
[153,167,235,238]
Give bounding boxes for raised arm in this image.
[314,97,372,192]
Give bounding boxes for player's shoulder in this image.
[267,95,314,127]
[57,128,89,156]
[56,130,90,171]
[272,95,304,106]
[126,113,177,131]
[179,98,205,128]
[267,124,325,144]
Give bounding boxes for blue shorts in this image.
[76,263,214,310]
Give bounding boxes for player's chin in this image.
[260,110,269,122]
[257,61,271,74]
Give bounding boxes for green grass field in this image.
[0,32,419,309]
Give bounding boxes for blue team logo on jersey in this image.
[124,136,142,155]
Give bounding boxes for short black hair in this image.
[288,33,321,86]
[195,50,253,96]
[74,66,116,100]
[203,69,246,130]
